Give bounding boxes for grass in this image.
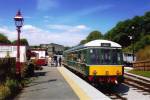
[128,70,150,78]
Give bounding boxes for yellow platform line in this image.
[57,67,91,100]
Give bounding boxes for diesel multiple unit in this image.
[63,39,124,84]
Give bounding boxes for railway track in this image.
[124,72,150,93]
[98,87,127,100]
[101,73,150,99]
[105,93,127,100]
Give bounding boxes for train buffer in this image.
[15,66,111,100]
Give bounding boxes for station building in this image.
[0,45,27,63]
[40,43,65,56]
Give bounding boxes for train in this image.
[63,39,124,85]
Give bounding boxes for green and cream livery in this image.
[63,39,124,84]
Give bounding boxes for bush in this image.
[5,78,19,92]
[0,58,16,82]
[0,71,32,99]
[23,62,35,77]
[0,85,11,100]
[136,45,150,61]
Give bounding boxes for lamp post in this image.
[14,10,24,79]
[131,26,135,62]
[129,26,135,62]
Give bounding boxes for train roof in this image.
[64,39,122,53]
[84,39,121,47]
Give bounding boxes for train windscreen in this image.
[89,48,122,65]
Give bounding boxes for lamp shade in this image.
[14,10,24,28]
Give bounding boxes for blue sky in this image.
[0,0,150,46]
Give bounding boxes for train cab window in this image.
[100,49,122,65]
[112,49,122,65]
[89,49,100,65]
[112,49,118,64]
[101,49,111,64]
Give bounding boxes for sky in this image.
[0,0,150,46]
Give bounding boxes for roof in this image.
[64,39,122,53]
[40,43,64,47]
[0,44,27,46]
[31,49,46,51]
[84,40,121,47]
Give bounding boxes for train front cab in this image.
[87,65,124,84]
[86,48,124,85]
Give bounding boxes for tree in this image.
[12,38,29,46]
[104,11,150,53]
[86,31,103,42]
[79,40,87,45]
[134,35,150,51]
[0,33,11,44]
[64,46,71,50]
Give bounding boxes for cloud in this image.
[43,16,53,19]
[23,25,42,33]
[24,16,32,19]
[22,24,88,46]
[47,24,89,32]
[37,0,59,11]
[0,24,90,46]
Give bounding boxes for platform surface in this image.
[15,66,79,100]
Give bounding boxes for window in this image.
[89,48,123,65]
[101,49,111,64]
[89,49,100,64]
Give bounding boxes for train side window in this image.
[90,49,93,53]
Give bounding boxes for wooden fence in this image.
[133,60,150,71]
[0,58,16,82]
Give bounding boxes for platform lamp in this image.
[14,10,24,80]
[131,26,135,62]
[129,26,135,62]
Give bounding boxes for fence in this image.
[133,60,150,71]
[0,58,16,82]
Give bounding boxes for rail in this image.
[133,60,150,71]
[124,72,150,93]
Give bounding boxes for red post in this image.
[14,10,23,80]
[16,27,21,76]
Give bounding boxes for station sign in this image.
[0,46,12,52]
[101,43,111,47]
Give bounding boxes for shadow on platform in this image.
[34,71,47,77]
[26,79,57,87]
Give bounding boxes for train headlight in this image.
[93,70,97,75]
[105,71,109,75]
[116,70,120,75]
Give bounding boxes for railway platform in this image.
[15,66,110,100]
